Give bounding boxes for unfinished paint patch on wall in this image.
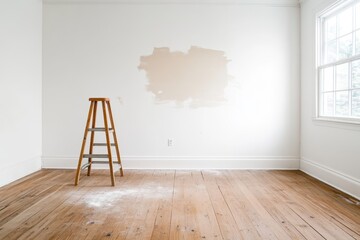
[138,46,231,107]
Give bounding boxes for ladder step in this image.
[83,154,109,158]
[91,161,120,164]
[93,143,116,146]
[88,128,114,132]
[81,161,121,170]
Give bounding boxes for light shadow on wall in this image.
[138,46,231,108]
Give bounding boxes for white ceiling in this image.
[43,0,300,7]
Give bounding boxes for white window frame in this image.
[316,0,360,124]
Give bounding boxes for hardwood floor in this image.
[0,170,359,240]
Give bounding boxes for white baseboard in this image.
[0,155,42,187]
[300,158,360,200]
[42,155,300,170]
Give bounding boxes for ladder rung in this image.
[91,161,120,164]
[88,128,114,132]
[83,154,109,158]
[80,161,120,170]
[93,143,116,146]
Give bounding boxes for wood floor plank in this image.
[63,170,145,240]
[0,170,65,212]
[0,169,359,240]
[293,171,360,214]
[234,171,307,240]
[0,185,67,239]
[20,170,133,240]
[0,171,69,226]
[277,171,360,221]
[263,171,357,240]
[189,171,222,240]
[281,171,360,235]
[169,171,203,240]
[209,170,263,239]
[149,171,176,240]
[85,170,144,240]
[248,171,324,240]
[225,170,291,240]
[201,170,245,240]
[123,170,173,240]
[0,170,50,194]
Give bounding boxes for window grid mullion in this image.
[353,5,356,56]
[333,67,336,116]
[322,18,326,65]
[319,54,360,69]
[348,64,352,115]
[351,89,354,115]
[336,14,340,63]
[322,86,360,93]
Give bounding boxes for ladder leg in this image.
[102,101,115,186]
[87,101,98,176]
[106,101,124,177]
[75,101,94,186]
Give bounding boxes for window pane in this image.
[338,34,353,60]
[356,30,360,54]
[325,40,337,64]
[352,90,360,117]
[325,16,337,41]
[323,67,334,92]
[337,7,353,36]
[323,92,334,116]
[336,63,349,90]
[352,60,360,88]
[335,91,350,116]
[356,3,360,29]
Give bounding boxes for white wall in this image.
[300,0,360,199]
[0,0,42,186]
[42,0,300,169]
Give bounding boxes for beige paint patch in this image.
[138,46,231,107]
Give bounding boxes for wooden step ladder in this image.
[75,98,124,186]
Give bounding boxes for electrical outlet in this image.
[168,138,174,147]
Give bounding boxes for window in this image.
[317,0,360,122]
